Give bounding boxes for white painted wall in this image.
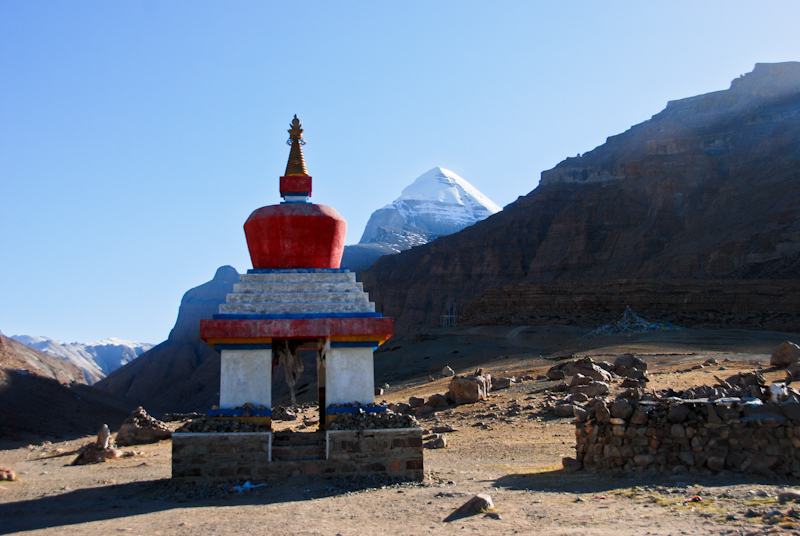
[325,347,375,406]
[219,349,272,409]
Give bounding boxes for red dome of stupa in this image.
[244,116,347,270]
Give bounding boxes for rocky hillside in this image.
[95,266,240,414]
[341,167,500,272]
[0,330,86,385]
[10,335,154,385]
[362,62,800,336]
[0,330,136,441]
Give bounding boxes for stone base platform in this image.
[172,428,423,484]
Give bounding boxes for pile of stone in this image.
[272,406,298,421]
[115,406,173,446]
[547,355,649,395]
[176,419,270,433]
[162,412,205,422]
[565,379,800,476]
[326,407,418,430]
[72,425,122,465]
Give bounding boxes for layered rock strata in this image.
[361,62,800,336]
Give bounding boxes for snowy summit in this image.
[341,167,501,272]
[359,167,501,243]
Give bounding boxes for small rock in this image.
[492,376,515,390]
[667,404,690,424]
[427,394,449,408]
[570,381,609,397]
[442,366,455,377]
[562,457,582,472]
[409,397,425,408]
[455,494,494,514]
[778,490,800,504]
[554,404,575,418]
[547,368,566,381]
[0,467,15,481]
[610,400,634,419]
[424,436,447,449]
[772,341,800,368]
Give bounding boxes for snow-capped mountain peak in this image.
[394,167,501,214]
[362,167,501,244]
[10,335,154,384]
[342,167,501,272]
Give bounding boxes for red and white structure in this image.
[199,116,393,425]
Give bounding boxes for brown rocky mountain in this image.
[0,331,135,442]
[0,329,86,385]
[362,62,800,336]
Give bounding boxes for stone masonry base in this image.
[172,428,423,485]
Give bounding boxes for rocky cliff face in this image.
[341,167,500,272]
[95,266,239,414]
[362,62,800,336]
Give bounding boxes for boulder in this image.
[570,373,592,387]
[413,404,434,417]
[554,404,575,417]
[115,406,172,446]
[426,394,449,408]
[492,376,515,390]
[667,404,690,424]
[771,341,800,368]
[546,368,566,381]
[442,365,456,377]
[424,436,447,449]
[595,400,611,422]
[570,381,609,397]
[408,396,425,408]
[455,494,494,514]
[562,358,612,382]
[562,457,583,472]
[0,467,15,481]
[610,400,633,419]
[448,374,492,405]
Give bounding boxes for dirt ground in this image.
[3,326,800,535]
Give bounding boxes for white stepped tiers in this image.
[220,272,375,315]
[216,270,377,410]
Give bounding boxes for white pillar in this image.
[325,347,375,406]
[219,349,272,409]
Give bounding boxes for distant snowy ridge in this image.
[11,335,154,385]
[342,167,501,272]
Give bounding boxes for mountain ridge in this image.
[361,61,800,336]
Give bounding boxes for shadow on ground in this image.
[493,469,790,495]
[0,476,417,534]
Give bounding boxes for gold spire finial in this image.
[284,114,308,176]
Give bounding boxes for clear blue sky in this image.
[1,1,798,344]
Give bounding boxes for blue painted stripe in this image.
[215,344,272,350]
[327,406,387,415]
[212,312,382,320]
[208,408,272,417]
[330,341,379,348]
[247,268,351,274]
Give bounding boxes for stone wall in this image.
[172,428,423,484]
[570,399,800,477]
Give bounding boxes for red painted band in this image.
[279,175,312,196]
[200,317,394,341]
